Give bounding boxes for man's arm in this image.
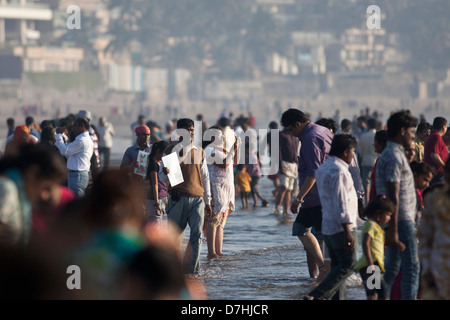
[336,173,356,249]
[385,181,405,250]
[120,148,138,172]
[55,134,83,156]
[158,155,169,183]
[430,153,446,168]
[200,156,212,206]
[290,176,316,214]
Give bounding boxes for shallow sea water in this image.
[195,178,366,300]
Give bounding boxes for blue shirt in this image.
[120,143,151,173]
[298,122,333,208]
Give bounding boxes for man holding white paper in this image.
[159,118,212,275]
[120,125,152,179]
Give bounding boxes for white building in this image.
[0,0,53,46]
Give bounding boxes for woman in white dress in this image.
[204,125,240,259]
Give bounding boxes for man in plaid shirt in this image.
[375,110,419,300]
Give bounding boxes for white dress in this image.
[205,146,235,216]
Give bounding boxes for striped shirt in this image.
[375,141,417,221]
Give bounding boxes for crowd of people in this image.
[0,106,449,300]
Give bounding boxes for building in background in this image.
[0,0,52,47]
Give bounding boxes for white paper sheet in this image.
[162,152,184,187]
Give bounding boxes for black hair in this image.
[387,110,418,139]
[357,116,367,123]
[316,118,337,134]
[374,130,388,149]
[363,195,395,220]
[417,122,431,134]
[149,140,169,160]
[40,120,53,129]
[202,125,222,149]
[340,119,351,130]
[218,117,230,128]
[237,164,247,170]
[329,134,357,157]
[25,116,34,126]
[74,117,90,130]
[177,118,194,129]
[410,161,435,176]
[432,117,447,131]
[269,121,278,129]
[126,245,186,299]
[40,126,56,145]
[280,108,309,127]
[367,118,377,130]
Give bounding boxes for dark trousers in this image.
[309,230,358,300]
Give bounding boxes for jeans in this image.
[146,198,167,225]
[68,171,89,197]
[383,219,420,300]
[361,165,374,190]
[167,195,205,274]
[309,230,358,300]
[99,147,111,168]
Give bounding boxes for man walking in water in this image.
[281,108,333,281]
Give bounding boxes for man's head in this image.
[7,118,15,128]
[25,116,34,127]
[329,134,357,164]
[316,118,337,135]
[404,140,416,163]
[373,130,388,154]
[280,108,310,138]
[135,125,151,146]
[176,118,195,143]
[138,115,145,125]
[432,117,448,135]
[73,117,90,136]
[268,121,278,130]
[340,119,351,133]
[357,116,367,130]
[240,118,251,131]
[387,110,418,149]
[218,117,231,128]
[410,161,435,191]
[367,118,377,130]
[416,122,431,141]
[99,117,106,126]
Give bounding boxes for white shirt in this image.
[315,156,358,236]
[159,144,212,205]
[358,129,378,166]
[56,131,94,171]
[97,122,115,148]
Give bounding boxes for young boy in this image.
[235,164,251,209]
